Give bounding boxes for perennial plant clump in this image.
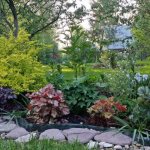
[0,87,22,111]
[88,97,127,119]
[26,84,70,124]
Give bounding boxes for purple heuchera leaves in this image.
[26,84,70,124]
[0,87,17,104]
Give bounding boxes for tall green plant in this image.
[63,25,97,79]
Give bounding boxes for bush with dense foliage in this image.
[0,30,48,93]
[26,84,70,124]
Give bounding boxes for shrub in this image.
[0,30,48,93]
[26,84,70,124]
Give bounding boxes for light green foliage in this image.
[132,0,150,59]
[0,139,90,150]
[106,70,135,99]
[0,30,48,92]
[63,26,97,78]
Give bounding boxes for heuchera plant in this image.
[88,97,127,119]
[26,84,70,124]
[0,87,17,104]
[0,87,19,111]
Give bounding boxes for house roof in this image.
[107,25,132,50]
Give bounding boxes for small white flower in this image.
[134,73,142,82]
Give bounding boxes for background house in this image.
[106,25,133,51]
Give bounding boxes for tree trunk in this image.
[7,0,18,37]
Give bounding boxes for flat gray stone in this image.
[5,127,29,139]
[39,129,65,141]
[63,128,100,144]
[67,132,96,144]
[15,132,37,143]
[63,128,99,136]
[0,123,16,133]
[94,131,132,146]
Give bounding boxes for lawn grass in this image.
[0,139,94,150]
[62,59,150,80]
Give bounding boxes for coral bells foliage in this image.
[88,97,127,119]
[26,84,70,124]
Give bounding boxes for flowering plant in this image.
[26,84,69,124]
[88,97,127,119]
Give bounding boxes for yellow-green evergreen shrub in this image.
[0,30,49,93]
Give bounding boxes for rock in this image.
[136,143,141,147]
[5,127,29,139]
[63,128,99,136]
[144,146,150,150]
[0,133,6,139]
[15,132,37,143]
[124,145,130,149]
[99,142,113,149]
[0,122,16,133]
[67,132,97,144]
[94,131,132,146]
[99,142,106,148]
[103,142,113,148]
[39,129,65,141]
[87,140,98,149]
[114,145,122,150]
[63,128,100,144]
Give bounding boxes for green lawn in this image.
[0,139,94,150]
[62,59,150,80]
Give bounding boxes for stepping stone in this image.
[39,129,65,141]
[15,132,37,143]
[94,131,132,146]
[5,127,29,139]
[0,122,16,133]
[63,128,100,144]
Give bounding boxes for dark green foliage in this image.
[63,76,106,114]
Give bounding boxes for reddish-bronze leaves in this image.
[26,84,70,124]
[88,97,127,119]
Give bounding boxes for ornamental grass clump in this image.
[88,97,127,119]
[26,84,70,124]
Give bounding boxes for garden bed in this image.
[16,118,150,146]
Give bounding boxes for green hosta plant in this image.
[63,76,104,114]
[26,84,70,124]
[138,86,150,100]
